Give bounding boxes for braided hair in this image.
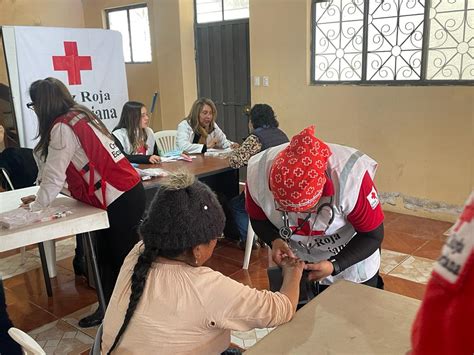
[107,171,225,353]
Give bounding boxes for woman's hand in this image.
[207,138,219,149]
[148,155,161,164]
[230,142,240,149]
[280,256,305,277]
[271,238,296,265]
[305,260,334,281]
[20,195,36,208]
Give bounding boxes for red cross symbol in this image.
[52,42,92,85]
[371,192,377,199]
[292,219,323,236]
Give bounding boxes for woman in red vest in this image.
[24,77,146,328]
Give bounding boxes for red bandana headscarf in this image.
[269,126,332,212]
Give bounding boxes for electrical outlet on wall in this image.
[253,76,261,86]
[262,76,269,87]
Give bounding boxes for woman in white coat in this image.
[176,98,238,154]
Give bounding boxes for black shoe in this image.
[73,256,86,277]
[221,348,242,355]
[78,308,103,328]
[238,239,261,251]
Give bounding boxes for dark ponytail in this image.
[107,246,157,354]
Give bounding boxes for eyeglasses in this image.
[26,102,35,110]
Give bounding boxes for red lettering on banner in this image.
[52,42,92,85]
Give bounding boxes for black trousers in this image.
[97,182,146,305]
[0,279,21,355]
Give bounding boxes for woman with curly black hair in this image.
[228,104,289,249]
[101,171,304,354]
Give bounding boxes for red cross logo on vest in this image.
[52,41,92,85]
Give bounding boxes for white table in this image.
[246,280,421,355]
[0,186,109,311]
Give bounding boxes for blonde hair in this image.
[186,98,217,139]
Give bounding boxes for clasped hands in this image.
[272,238,334,282]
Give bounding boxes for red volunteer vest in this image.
[54,111,140,209]
[411,192,474,354]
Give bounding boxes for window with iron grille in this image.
[106,4,152,63]
[311,0,474,84]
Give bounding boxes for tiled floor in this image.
[1,210,451,354]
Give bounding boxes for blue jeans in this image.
[229,192,249,242]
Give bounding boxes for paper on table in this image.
[135,168,169,178]
[206,148,233,153]
[204,147,233,157]
[160,155,196,163]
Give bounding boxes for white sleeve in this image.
[112,129,132,154]
[33,150,45,185]
[213,123,233,149]
[176,121,204,154]
[30,123,80,211]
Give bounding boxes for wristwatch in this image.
[329,259,341,276]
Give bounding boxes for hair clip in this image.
[203,205,208,210]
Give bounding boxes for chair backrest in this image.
[8,328,46,355]
[154,130,177,155]
[0,147,38,189]
[89,323,103,355]
[0,167,15,190]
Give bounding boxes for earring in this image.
[195,258,199,265]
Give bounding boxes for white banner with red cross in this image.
[3,26,128,148]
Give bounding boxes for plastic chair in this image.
[89,324,103,355]
[7,328,46,355]
[154,130,177,155]
[242,220,255,269]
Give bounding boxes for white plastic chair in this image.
[154,130,177,155]
[242,220,255,269]
[8,328,46,355]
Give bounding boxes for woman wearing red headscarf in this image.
[246,126,384,300]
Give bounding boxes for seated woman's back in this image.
[101,172,303,355]
[102,242,294,354]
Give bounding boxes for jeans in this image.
[229,192,249,242]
